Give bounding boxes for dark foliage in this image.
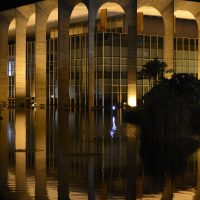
[140,138,198,182]
[141,73,200,139]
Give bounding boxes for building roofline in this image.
[0,0,44,11]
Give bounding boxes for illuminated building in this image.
[0,0,199,108]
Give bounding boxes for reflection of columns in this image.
[195,149,200,199]
[35,109,47,199]
[126,125,136,200]
[88,112,96,200]
[162,0,174,75]
[0,110,9,196]
[161,177,174,200]
[99,182,107,200]
[88,2,96,109]
[15,110,29,199]
[57,109,69,200]
[126,1,137,107]
[0,16,9,103]
[15,9,28,106]
[35,5,49,106]
[58,0,70,107]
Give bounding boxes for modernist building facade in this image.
[0,0,200,108]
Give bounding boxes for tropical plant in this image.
[138,57,168,89]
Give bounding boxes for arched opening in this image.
[46,8,58,105]
[137,6,164,100]
[137,6,163,36]
[8,19,16,106]
[26,13,36,103]
[95,2,126,107]
[69,3,88,107]
[174,10,198,76]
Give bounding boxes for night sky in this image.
[0,0,200,11]
[0,0,43,11]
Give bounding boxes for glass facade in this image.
[69,34,88,106]
[95,32,127,107]
[8,44,15,99]
[137,35,163,99]
[7,14,199,107]
[47,38,58,105]
[174,37,198,76]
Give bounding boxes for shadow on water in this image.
[139,105,200,199]
[140,138,198,182]
[138,74,200,198]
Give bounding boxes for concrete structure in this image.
[0,0,200,108]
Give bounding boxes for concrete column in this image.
[162,1,174,76]
[88,2,96,109]
[15,9,28,106]
[0,16,9,104]
[126,1,137,107]
[35,109,47,199]
[58,0,70,107]
[35,5,49,106]
[196,16,200,79]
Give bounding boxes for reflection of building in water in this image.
[0,0,199,108]
[0,109,200,199]
[3,109,135,198]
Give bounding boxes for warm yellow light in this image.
[137,6,161,17]
[174,10,195,20]
[128,96,136,107]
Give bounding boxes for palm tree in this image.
[139,57,168,89]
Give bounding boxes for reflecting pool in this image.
[0,108,199,200]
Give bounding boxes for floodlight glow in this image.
[128,96,136,107]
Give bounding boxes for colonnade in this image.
[1,0,200,108]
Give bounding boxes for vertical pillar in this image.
[126,1,137,107]
[197,17,200,79]
[35,109,47,199]
[35,5,49,106]
[88,1,96,109]
[162,0,174,77]
[88,112,95,200]
[0,16,9,104]
[15,9,28,106]
[58,0,70,107]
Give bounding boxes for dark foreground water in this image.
[0,108,199,200]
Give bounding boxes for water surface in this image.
[0,108,199,200]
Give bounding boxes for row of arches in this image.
[8,5,198,36]
[1,0,200,108]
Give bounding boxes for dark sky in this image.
[0,0,43,11]
[0,0,200,11]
